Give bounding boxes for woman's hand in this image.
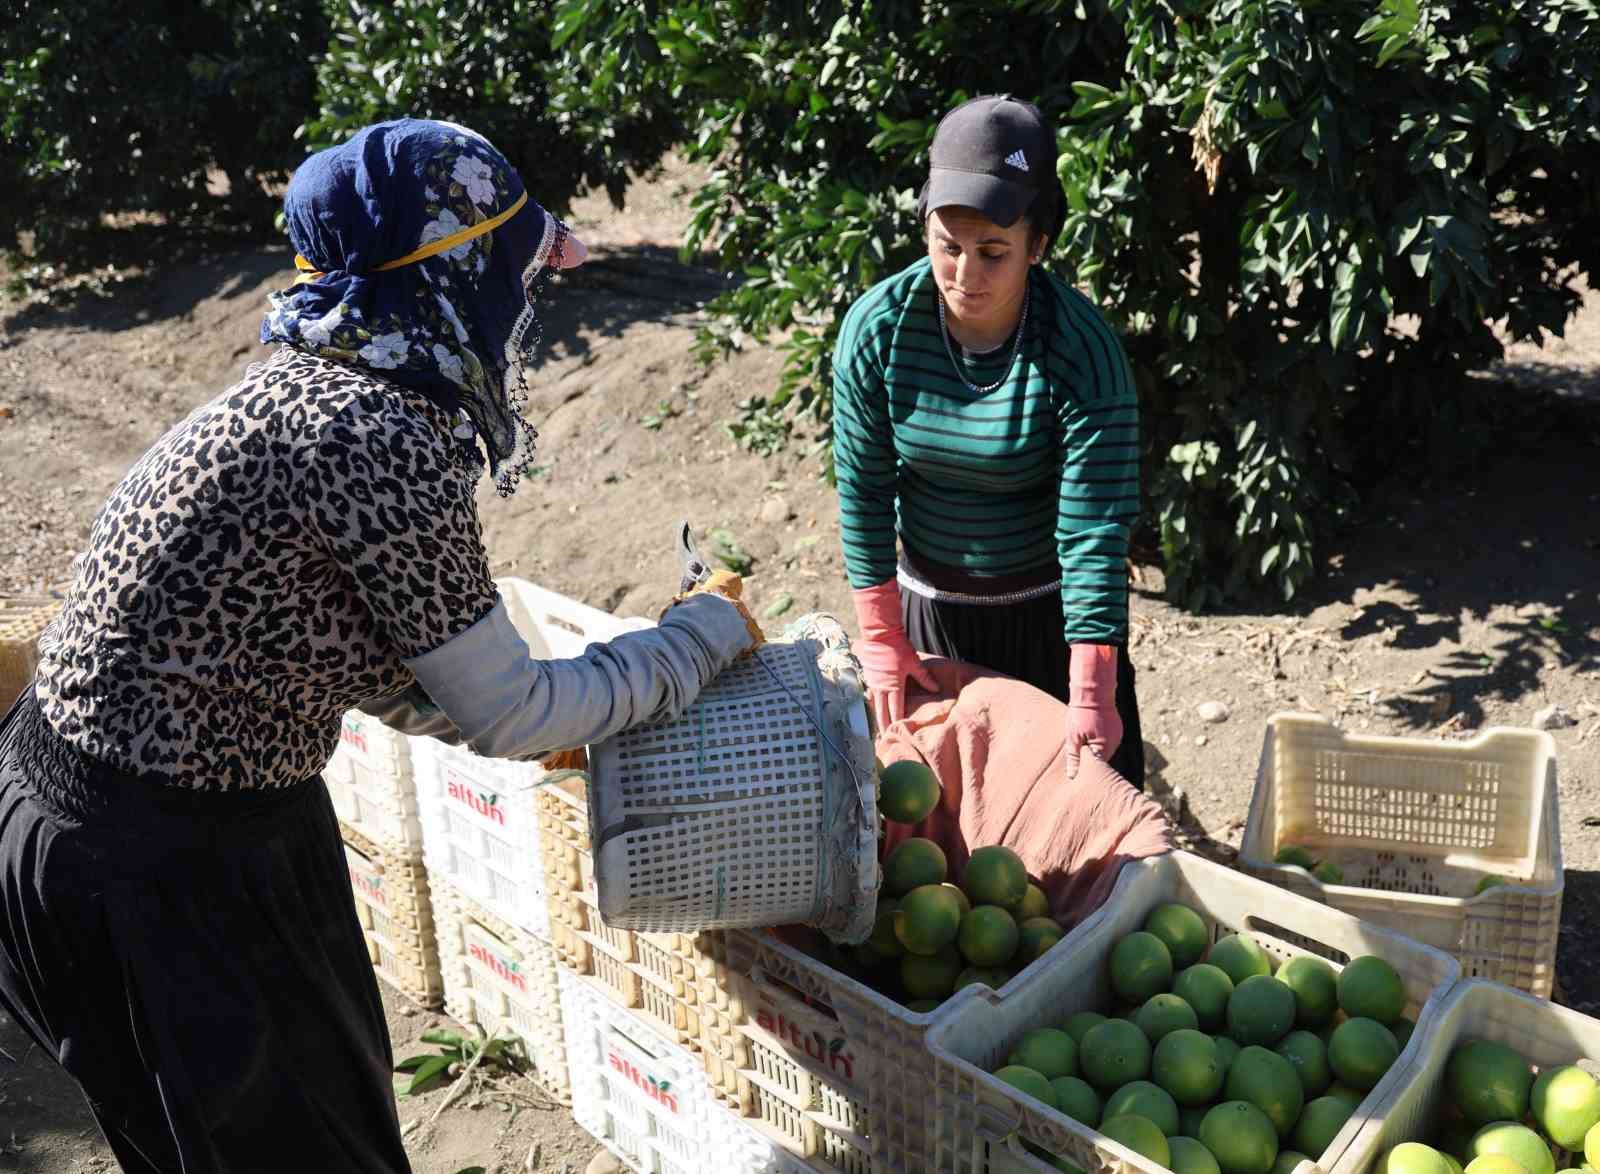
[1065,642,1123,778]
[851,580,938,729]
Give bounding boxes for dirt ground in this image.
[1,159,1597,1172]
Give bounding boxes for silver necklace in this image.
[937,284,1029,394]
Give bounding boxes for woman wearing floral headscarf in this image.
[0,119,753,1172]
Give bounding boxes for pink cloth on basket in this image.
[876,655,1173,929]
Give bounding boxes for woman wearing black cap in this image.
[834,94,1144,788]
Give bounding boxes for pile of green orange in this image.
[986,902,1416,1174]
[1375,1038,1600,1174]
[859,760,1066,1007]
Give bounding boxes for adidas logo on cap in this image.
[1004,149,1030,172]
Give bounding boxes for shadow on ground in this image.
[1556,867,1600,1013]
[0,1010,98,1171]
[1296,392,1600,730]
[3,218,729,367]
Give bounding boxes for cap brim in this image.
[922,169,1036,228]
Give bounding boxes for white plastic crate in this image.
[325,710,425,857]
[341,823,443,1008]
[432,874,569,1101]
[927,850,1464,1174]
[1240,712,1562,996]
[1331,979,1600,1174]
[720,926,985,1173]
[414,737,551,940]
[562,966,724,1174]
[1,595,57,707]
[412,577,654,940]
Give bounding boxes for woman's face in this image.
[926,206,1039,340]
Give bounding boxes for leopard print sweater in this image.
[34,347,500,790]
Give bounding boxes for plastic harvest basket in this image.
[1,595,58,707]
[927,850,1463,1174]
[1239,712,1562,996]
[1329,978,1600,1174]
[324,710,425,856]
[586,614,880,944]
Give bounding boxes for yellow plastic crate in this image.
[1240,713,1561,996]
[1,596,58,707]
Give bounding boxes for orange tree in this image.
[550,0,1600,607]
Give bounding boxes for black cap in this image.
[918,94,1061,232]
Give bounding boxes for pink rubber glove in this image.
[851,581,939,730]
[1066,642,1123,779]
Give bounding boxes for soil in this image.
[2,158,1598,1172]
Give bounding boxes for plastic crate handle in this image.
[1005,1131,1077,1173]
[975,1101,1022,1146]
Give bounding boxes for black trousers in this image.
[897,550,1146,790]
[0,687,412,1174]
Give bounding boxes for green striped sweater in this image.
[832,256,1139,645]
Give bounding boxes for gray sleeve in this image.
[355,684,464,744]
[402,592,752,761]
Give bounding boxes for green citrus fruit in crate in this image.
[1273,1151,1313,1174]
[1101,1114,1172,1166]
[1145,902,1210,968]
[1212,1033,1241,1077]
[1470,1123,1555,1174]
[1475,875,1509,895]
[883,837,947,896]
[1229,975,1298,1047]
[1019,882,1051,922]
[1531,1065,1600,1149]
[1018,917,1064,965]
[1326,1083,1365,1109]
[1440,1155,1465,1174]
[1081,1018,1152,1091]
[1104,1079,1181,1136]
[1137,993,1200,1043]
[1008,1027,1079,1080]
[963,844,1029,910]
[1293,1095,1356,1158]
[1226,1046,1304,1138]
[995,1064,1057,1109]
[1274,845,1317,869]
[1447,1040,1534,1125]
[1175,963,1235,1032]
[1275,1030,1333,1098]
[1389,1018,1416,1052]
[1328,1016,1399,1091]
[878,759,941,825]
[1063,1010,1107,1042]
[958,905,1019,968]
[1314,861,1344,884]
[955,965,1012,992]
[868,896,904,959]
[1052,1075,1102,1126]
[1338,956,1406,1023]
[894,884,963,955]
[901,944,962,999]
[1276,955,1339,1029]
[1200,1101,1280,1174]
[1209,934,1273,986]
[1153,1028,1223,1106]
[1172,1135,1225,1174]
[1463,1158,1528,1174]
[940,881,972,916]
[1382,1143,1455,1174]
[1111,931,1175,1004]
[1585,1120,1600,1172]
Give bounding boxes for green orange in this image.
[893,884,964,956]
[1328,1017,1400,1092]
[883,837,947,896]
[1111,931,1175,1004]
[1337,956,1406,1023]
[1209,934,1274,986]
[963,845,1029,910]
[1153,1029,1223,1107]
[1175,963,1235,1032]
[1293,1096,1356,1159]
[995,1064,1056,1110]
[1229,975,1298,1047]
[1017,917,1065,966]
[1145,903,1210,968]
[1136,993,1200,1043]
[1200,1101,1280,1174]
[957,905,1019,968]
[1104,1080,1181,1136]
[1276,955,1339,1030]
[1446,1040,1533,1126]
[878,759,941,825]
[1101,1114,1172,1167]
[1226,1045,1305,1138]
[1008,1028,1079,1081]
[1081,1018,1152,1091]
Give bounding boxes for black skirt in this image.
[898,546,1146,789]
[0,687,411,1174]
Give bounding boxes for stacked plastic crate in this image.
[326,707,445,1010]
[411,578,681,1110]
[537,765,787,1167]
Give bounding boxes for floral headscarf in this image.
[261,118,567,496]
